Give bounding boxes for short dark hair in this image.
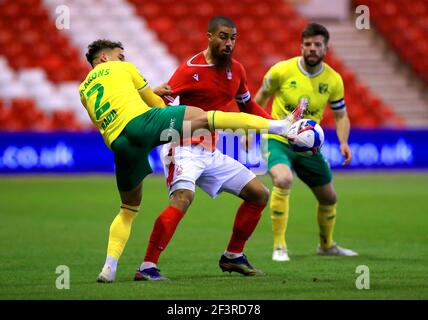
[85,39,124,66]
[208,16,236,33]
[301,23,330,44]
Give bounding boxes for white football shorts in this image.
[161,143,256,198]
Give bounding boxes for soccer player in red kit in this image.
[134,16,306,281]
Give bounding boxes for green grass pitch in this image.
[0,173,427,300]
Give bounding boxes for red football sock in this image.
[227,201,266,253]
[144,206,184,264]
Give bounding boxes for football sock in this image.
[140,262,156,270]
[106,204,139,261]
[317,204,337,249]
[207,110,290,135]
[104,256,118,274]
[144,206,184,264]
[270,187,290,249]
[226,201,265,253]
[224,251,243,259]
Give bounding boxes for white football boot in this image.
[317,243,358,256]
[96,265,116,283]
[272,245,290,262]
[287,97,309,124]
[278,97,309,138]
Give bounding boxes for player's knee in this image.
[185,106,208,130]
[198,112,209,129]
[319,192,337,206]
[169,189,194,213]
[119,184,143,207]
[241,180,269,205]
[272,175,292,189]
[257,185,270,205]
[248,185,269,205]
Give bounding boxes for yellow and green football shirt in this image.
[79,61,151,148]
[263,56,346,143]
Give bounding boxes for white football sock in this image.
[224,251,243,259]
[269,119,291,136]
[104,256,118,273]
[140,262,157,270]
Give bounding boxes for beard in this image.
[303,54,323,67]
[211,44,232,68]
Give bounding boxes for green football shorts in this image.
[111,105,186,192]
[267,138,332,187]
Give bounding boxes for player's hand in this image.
[154,83,172,97]
[240,134,254,153]
[340,143,352,166]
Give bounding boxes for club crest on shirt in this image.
[319,83,328,93]
[193,73,199,81]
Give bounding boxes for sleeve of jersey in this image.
[238,99,274,119]
[163,66,185,105]
[262,65,280,95]
[126,63,148,91]
[235,65,273,119]
[329,74,346,112]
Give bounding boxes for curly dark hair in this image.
[301,23,330,44]
[85,39,124,66]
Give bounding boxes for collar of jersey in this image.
[187,52,215,67]
[297,57,324,78]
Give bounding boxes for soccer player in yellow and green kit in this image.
[79,39,298,282]
[255,23,358,262]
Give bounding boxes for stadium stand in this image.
[0,0,88,130]
[354,0,428,85]
[0,0,415,130]
[129,0,403,128]
[0,0,88,82]
[43,0,178,87]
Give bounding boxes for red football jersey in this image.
[164,51,271,150]
[164,51,250,111]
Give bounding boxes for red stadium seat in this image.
[51,110,82,131]
[355,0,428,90]
[0,0,87,82]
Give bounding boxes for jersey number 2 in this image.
[86,83,110,120]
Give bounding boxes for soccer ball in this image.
[287,119,324,155]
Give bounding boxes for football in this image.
[287,119,324,155]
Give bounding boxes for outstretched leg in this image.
[183,106,291,136]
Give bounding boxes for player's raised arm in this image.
[238,98,273,119]
[124,62,166,108]
[235,65,273,119]
[153,83,173,97]
[139,85,166,108]
[254,85,271,109]
[255,65,280,109]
